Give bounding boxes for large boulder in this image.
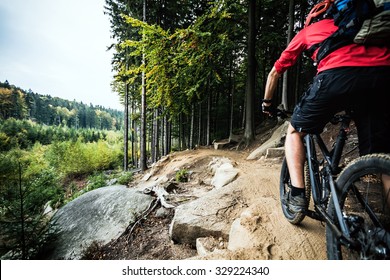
[45,185,154,260]
[169,184,242,247]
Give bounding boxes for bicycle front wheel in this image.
[326,153,390,259]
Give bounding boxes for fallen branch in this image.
[143,185,175,209]
[118,185,176,243]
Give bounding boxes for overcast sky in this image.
[0,0,123,110]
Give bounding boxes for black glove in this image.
[262,99,275,116]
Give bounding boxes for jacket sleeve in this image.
[274,29,308,74]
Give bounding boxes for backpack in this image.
[311,0,390,64]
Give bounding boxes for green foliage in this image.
[0,135,124,259]
[86,173,107,191]
[45,140,122,179]
[0,117,124,152]
[175,169,189,182]
[0,151,62,259]
[120,5,239,119]
[117,171,134,185]
[0,86,28,120]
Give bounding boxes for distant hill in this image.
[0,80,123,130]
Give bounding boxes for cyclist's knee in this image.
[287,123,306,138]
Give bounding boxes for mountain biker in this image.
[262,0,390,213]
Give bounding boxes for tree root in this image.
[122,184,175,242]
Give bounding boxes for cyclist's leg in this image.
[284,124,308,212]
[286,71,343,212]
[285,124,306,190]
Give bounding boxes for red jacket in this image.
[274,19,390,74]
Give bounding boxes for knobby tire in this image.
[326,153,390,259]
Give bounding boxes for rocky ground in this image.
[81,119,359,260]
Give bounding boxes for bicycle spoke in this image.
[350,180,382,228]
[339,175,389,258]
[326,154,390,260]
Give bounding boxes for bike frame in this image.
[304,114,355,243]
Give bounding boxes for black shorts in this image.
[291,66,390,155]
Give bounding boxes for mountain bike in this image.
[279,111,390,259]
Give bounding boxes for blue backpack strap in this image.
[314,0,378,63]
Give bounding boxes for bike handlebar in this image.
[267,108,292,119]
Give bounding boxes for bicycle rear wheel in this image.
[280,158,311,225]
[326,153,390,259]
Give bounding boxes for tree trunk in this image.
[140,87,147,170]
[155,109,160,161]
[244,0,256,145]
[123,83,129,171]
[151,109,158,163]
[166,118,171,154]
[198,102,202,146]
[228,57,234,140]
[131,94,136,167]
[140,0,147,171]
[163,115,170,155]
[179,113,184,150]
[190,104,194,149]
[161,113,165,156]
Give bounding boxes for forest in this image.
[0,81,127,259]
[104,0,317,171]
[1,0,319,259]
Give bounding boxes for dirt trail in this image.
[230,153,326,260]
[183,148,326,260]
[85,147,326,260]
